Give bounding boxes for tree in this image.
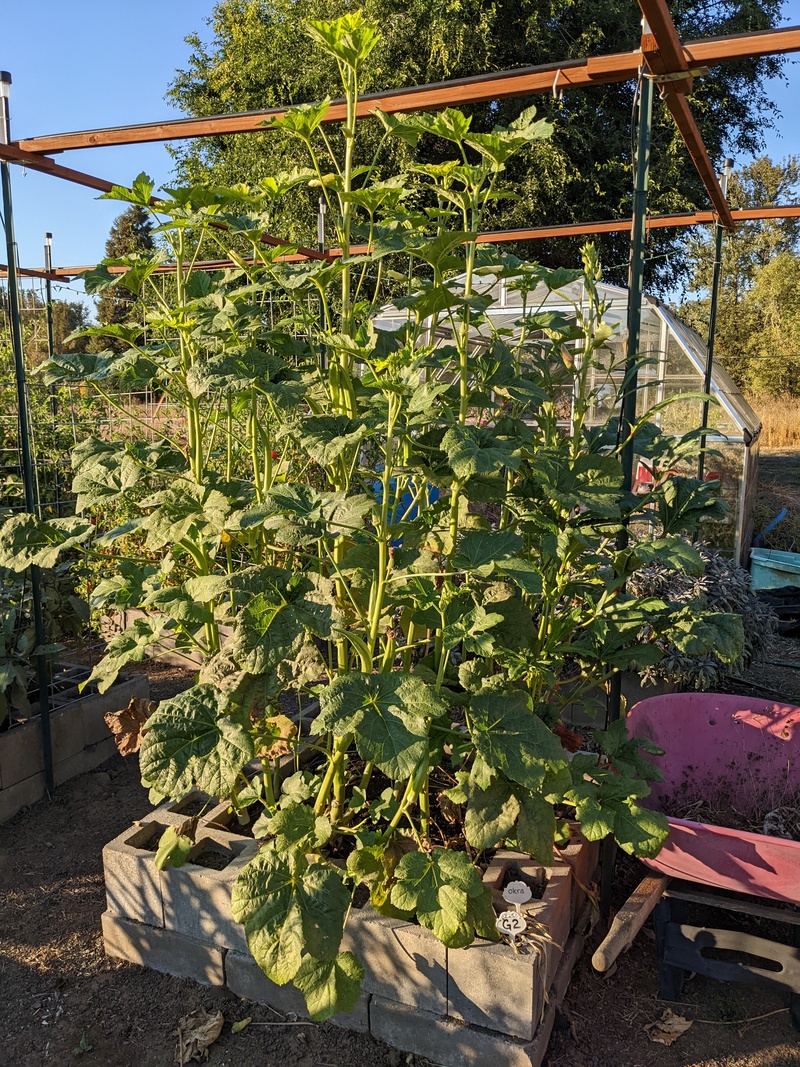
[92,205,155,352]
[1,288,90,369]
[166,0,786,293]
[678,155,800,393]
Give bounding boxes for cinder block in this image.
[53,739,116,786]
[447,939,539,1040]
[526,930,586,1067]
[451,856,572,1039]
[167,790,218,819]
[0,770,46,822]
[482,850,545,912]
[369,996,533,1067]
[101,911,225,986]
[225,949,310,1017]
[48,705,87,763]
[0,719,43,788]
[161,833,258,951]
[558,829,600,925]
[342,905,447,1014]
[226,946,370,1031]
[102,822,166,927]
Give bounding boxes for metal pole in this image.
[608,68,654,727]
[0,71,54,793]
[43,233,63,517]
[602,64,653,921]
[698,159,733,484]
[318,196,328,372]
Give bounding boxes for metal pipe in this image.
[698,158,734,484]
[0,71,54,793]
[608,69,654,728]
[44,232,63,517]
[602,66,653,921]
[318,196,328,372]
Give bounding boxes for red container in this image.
[626,693,800,905]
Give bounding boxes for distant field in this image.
[746,394,800,450]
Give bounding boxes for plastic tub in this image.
[750,547,800,591]
[627,693,800,905]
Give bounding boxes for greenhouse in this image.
[376,272,761,563]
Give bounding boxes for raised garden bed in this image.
[101,793,599,1067]
[0,665,149,821]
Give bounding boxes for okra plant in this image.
[0,13,743,1019]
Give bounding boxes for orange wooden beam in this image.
[0,263,62,281]
[12,25,800,155]
[0,143,327,262]
[32,205,799,281]
[638,0,734,229]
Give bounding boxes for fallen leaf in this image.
[256,713,298,759]
[231,1017,251,1034]
[553,721,583,753]
[644,1008,693,1046]
[104,696,156,756]
[173,1007,224,1064]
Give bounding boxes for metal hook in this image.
[552,69,564,102]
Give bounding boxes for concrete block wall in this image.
[0,671,150,822]
[102,796,591,1067]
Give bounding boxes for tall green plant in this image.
[0,12,742,1020]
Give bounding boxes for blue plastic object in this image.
[750,547,800,591]
[372,476,439,545]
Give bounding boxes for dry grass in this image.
[746,393,800,449]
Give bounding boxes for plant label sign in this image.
[502,880,533,912]
[496,909,527,947]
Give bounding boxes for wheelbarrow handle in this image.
[592,874,670,973]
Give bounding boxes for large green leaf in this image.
[89,620,162,693]
[314,673,441,780]
[230,569,338,675]
[293,952,364,1021]
[139,684,254,799]
[293,417,367,469]
[565,762,668,858]
[264,805,332,853]
[240,487,373,545]
[0,514,94,572]
[452,530,523,574]
[232,851,350,984]
[442,426,520,481]
[515,793,556,864]
[469,691,567,792]
[390,848,495,948]
[464,778,521,850]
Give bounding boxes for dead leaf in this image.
[104,696,156,756]
[644,1008,693,1046]
[174,1007,224,1065]
[553,721,583,753]
[176,816,199,843]
[256,713,298,759]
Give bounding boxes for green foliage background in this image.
[167,0,787,291]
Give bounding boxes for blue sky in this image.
[2,0,800,312]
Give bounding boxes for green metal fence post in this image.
[608,68,654,728]
[0,71,54,793]
[43,232,63,517]
[698,159,733,484]
[602,65,653,919]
